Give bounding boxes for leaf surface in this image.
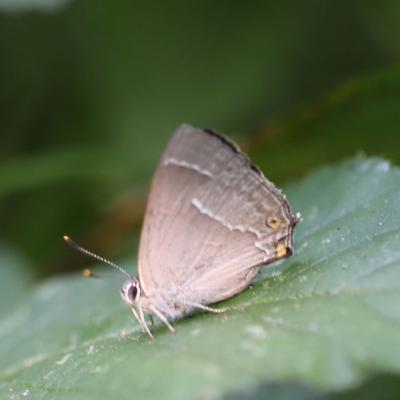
[1,157,400,399]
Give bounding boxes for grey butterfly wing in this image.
[138,124,297,306]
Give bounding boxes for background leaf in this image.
[0,244,32,318]
[1,1,400,276]
[251,66,400,182]
[1,156,399,399]
[0,0,70,13]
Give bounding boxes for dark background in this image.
[1,0,400,279]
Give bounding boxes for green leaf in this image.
[226,373,400,400]
[1,156,400,399]
[0,244,32,318]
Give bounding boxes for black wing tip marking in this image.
[202,126,299,227]
[202,127,263,177]
[185,125,298,235]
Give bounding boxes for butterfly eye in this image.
[127,284,138,301]
[121,280,140,305]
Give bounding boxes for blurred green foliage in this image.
[1,1,400,277]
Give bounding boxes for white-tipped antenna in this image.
[63,235,132,280]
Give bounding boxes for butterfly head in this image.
[120,278,141,306]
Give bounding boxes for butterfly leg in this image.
[131,306,154,339]
[150,305,176,333]
[182,301,229,313]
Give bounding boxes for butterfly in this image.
[65,124,298,337]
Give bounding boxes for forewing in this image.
[138,124,297,305]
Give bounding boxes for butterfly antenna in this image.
[63,235,132,279]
